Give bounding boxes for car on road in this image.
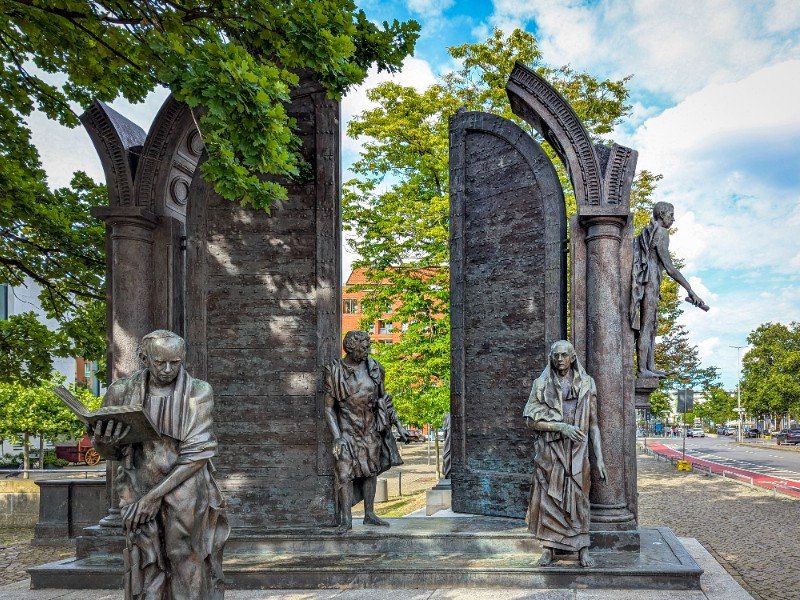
[687,427,706,438]
[776,427,800,445]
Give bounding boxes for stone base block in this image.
[30,517,702,591]
[426,487,452,515]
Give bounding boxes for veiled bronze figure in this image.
[90,330,229,599]
[324,330,409,534]
[524,340,606,567]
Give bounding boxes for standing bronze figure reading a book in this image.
[88,330,230,600]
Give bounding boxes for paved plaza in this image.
[2,451,798,598]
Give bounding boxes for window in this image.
[0,284,7,320]
[379,339,393,345]
[377,320,393,335]
[343,299,359,314]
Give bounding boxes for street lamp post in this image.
[730,345,745,443]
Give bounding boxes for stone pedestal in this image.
[28,517,703,591]
[426,479,452,515]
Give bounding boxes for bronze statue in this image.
[524,340,606,568]
[630,201,709,377]
[324,330,409,534]
[90,330,229,599]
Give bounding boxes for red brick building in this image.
[342,268,403,344]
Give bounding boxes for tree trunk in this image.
[22,432,30,479]
[39,436,44,469]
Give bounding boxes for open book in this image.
[54,386,161,444]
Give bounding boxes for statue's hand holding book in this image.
[54,386,161,446]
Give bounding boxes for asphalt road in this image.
[651,434,800,482]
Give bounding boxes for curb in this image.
[737,442,800,453]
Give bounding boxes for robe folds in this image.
[102,368,230,600]
[324,357,403,506]
[523,362,597,552]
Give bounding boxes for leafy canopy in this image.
[741,322,800,420]
[1,0,419,209]
[0,0,419,379]
[344,28,640,427]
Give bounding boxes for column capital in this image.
[578,205,629,229]
[91,205,158,228]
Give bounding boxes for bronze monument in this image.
[90,330,230,599]
[524,340,606,567]
[324,330,409,534]
[630,201,709,377]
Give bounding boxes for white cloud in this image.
[341,57,437,156]
[632,60,800,275]
[489,0,800,102]
[405,0,454,19]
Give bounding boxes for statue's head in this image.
[139,330,186,385]
[549,340,576,375]
[653,201,675,228]
[343,330,371,363]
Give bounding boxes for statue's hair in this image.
[652,201,674,220]
[138,329,186,363]
[343,330,371,354]
[549,339,576,359]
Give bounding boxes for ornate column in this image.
[506,63,639,530]
[90,206,157,527]
[580,210,636,529]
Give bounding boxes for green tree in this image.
[649,388,672,421]
[1,0,419,377]
[1,0,419,210]
[0,378,101,472]
[0,311,60,385]
[741,322,800,421]
[344,28,634,426]
[694,385,736,426]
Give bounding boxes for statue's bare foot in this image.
[335,522,352,535]
[537,548,554,567]
[578,548,595,568]
[363,512,389,527]
[637,369,663,378]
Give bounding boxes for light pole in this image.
[730,345,745,443]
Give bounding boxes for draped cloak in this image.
[324,357,403,506]
[630,218,668,331]
[523,360,597,552]
[101,368,230,600]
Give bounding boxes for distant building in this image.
[341,267,445,346]
[342,268,403,345]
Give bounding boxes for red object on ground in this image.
[648,442,800,499]
[55,435,98,464]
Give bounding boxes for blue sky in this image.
[26,1,800,389]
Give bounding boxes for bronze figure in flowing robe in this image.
[324,330,408,534]
[630,201,708,377]
[523,340,606,567]
[91,330,230,599]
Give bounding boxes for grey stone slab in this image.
[429,591,572,599]
[678,538,753,600]
[575,591,705,600]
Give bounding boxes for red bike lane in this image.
[647,442,800,499]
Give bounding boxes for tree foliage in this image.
[0,377,101,468]
[1,0,419,379]
[694,385,737,425]
[1,0,419,210]
[344,28,636,426]
[741,322,800,420]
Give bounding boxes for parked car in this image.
[687,427,705,438]
[745,427,761,438]
[777,427,800,445]
[405,428,426,443]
